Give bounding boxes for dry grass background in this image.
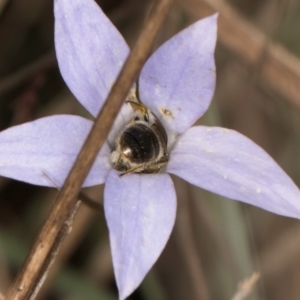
[1,0,300,299]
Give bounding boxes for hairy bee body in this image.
[111,101,168,175]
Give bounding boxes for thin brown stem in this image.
[5,0,173,299]
[26,202,80,300]
[231,272,260,300]
[0,51,56,97]
[0,0,8,15]
[0,0,144,98]
[178,0,300,110]
[37,196,101,300]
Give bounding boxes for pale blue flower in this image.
[0,0,299,299]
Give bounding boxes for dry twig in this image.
[5,0,173,299]
[178,0,300,110]
[0,0,8,15]
[0,51,56,97]
[37,192,101,299]
[231,272,260,300]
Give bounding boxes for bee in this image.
[111,92,168,176]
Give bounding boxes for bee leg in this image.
[118,165,146,177]
[119,158,168,177]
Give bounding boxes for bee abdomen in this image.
[120,123,160,163]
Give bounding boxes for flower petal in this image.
[54,0,129,117]
[104,170,176,300]
[0,115,111,187]
[139,14,217,134]
[167,126,300,218]
[107,99,135,148]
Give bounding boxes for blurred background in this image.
[1,0,300,299]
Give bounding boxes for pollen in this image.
[161,107,173,118]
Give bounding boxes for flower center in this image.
[111,99,168,176]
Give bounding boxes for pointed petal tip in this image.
[54,0,129,117]
[211,12,219,19]
[139,14,217,135]
[168,126,300,219]
[104,170,176,299]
